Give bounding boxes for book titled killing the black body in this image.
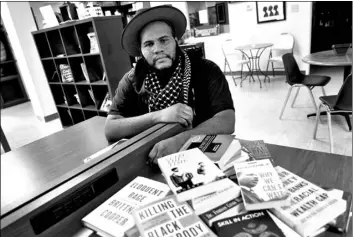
[214,210,285,237]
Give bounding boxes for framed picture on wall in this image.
[256,2,286,24]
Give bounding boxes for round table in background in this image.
[302,48,352,82]
[302,48,352,119]
[235,43,273,88]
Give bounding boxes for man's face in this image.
[140,21,176,70]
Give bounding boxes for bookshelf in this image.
[32,16,131,127]
[0,22,29,108]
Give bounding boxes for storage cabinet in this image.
[32,16,131,127]
[0,21,29,108]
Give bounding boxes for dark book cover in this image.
[239,140,274,162]
[214,210,285,237]
[323,187,352,233]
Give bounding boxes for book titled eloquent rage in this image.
[132,195,217,237]
[157,148,229,202]
[82,177,170,237]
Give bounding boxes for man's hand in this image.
[156,103,193,127]
[148,136,184,165]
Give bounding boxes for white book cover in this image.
[234,159,290,211]
[82,177,170,237]
[157,148,228,202]
[270,166,347,237]
[190,178,241,215]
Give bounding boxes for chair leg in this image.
[227,61,237,87]
[313,103,322,139]
[321,86,326,96]
[343,114,352,131]
[327,111,334,153]
[271,62,275,77]
[306,87,318,111]
[279,86,293,119]
[224,60,227,73]
[291,87,300,108]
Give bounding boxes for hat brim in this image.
[121,6,187,57]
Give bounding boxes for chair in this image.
[313,74,352,153]
[279,53,331,119]
[221,39,251,87]
[266,33,295,77]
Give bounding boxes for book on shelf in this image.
[81,63,90,82]
[82,176,170,237]
[190,178,241,215]
[199,197,246,227]
[132,195,217,237]
[234,159,290,211]
[157,148,229,202]
[324,187,352,233]
[214,210,285,237]
[270,166,347,237]
[179,135,242,171]
[59,64,74,83]
[100,93,112,112]
[88,89,95,103]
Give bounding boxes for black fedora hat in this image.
[121,5,187,57]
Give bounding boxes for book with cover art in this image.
[234,159,290,211]
[157,148,229,202]
[214,210,285,237]
[199,197,246,227]
[100,93,112,112]
[132,195,217,237]
[190,178,241,215]
[270,166,347,237]
[82,177,170,237]
[239,140,274,162]
[179,135,242,170]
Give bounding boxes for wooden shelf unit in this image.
[0,22,29,108]
[32,16,132,127]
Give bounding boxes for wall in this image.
[150,1,190,30]
[227,2,313,73]
[1,2,58,121]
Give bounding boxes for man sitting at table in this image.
[105,6,235,164]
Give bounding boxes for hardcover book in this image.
[239,140,273,162]
[190,178,241,215]
[82,177,170,237]
[132,195,217,237]
[199,197,246,227]
[214,210,285,237]
[157,148,229,202]
[234,159,290,211]
[179,135,242,170]
[270,166,347,237]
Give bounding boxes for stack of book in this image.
[81,136,351,237]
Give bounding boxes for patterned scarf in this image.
[145,50,191,112]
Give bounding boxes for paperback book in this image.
[82,176,170,237]
[270,166,347,237]
[234,159,290,211]
[239,140,274,163]
[199,197,246,227]
[132,195,217,237]
[179,135,242,170]
[157,148,228,202]
[214,210,285,237]
[100,93,112,112]
[190,178,241,215]
[324,187,352,233]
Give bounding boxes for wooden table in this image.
[1,117,351,237]
[235,43,273,88]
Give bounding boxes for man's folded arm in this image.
[104,113,160,142]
